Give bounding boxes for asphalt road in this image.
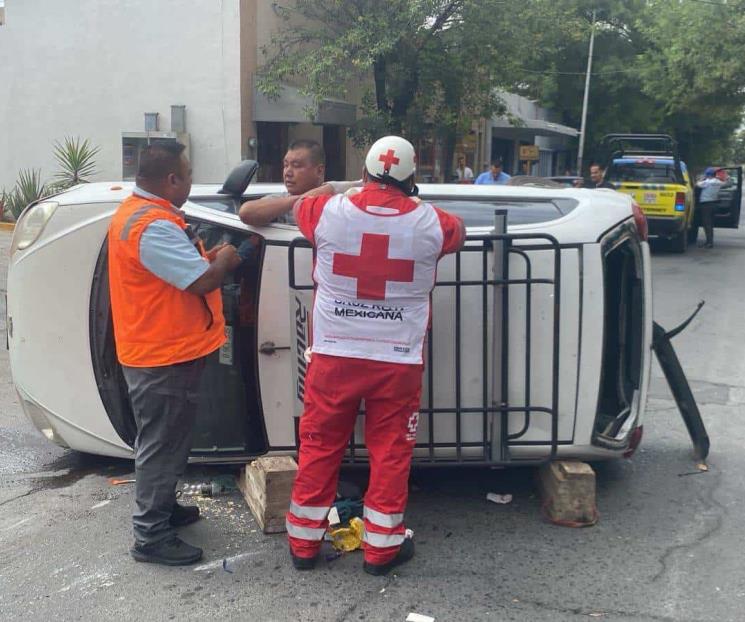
[2,223,745,621]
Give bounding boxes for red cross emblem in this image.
[332,233,415,300]
[378,149,400,172]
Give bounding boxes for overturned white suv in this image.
[7,164,652,465]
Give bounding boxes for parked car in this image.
[602,134,705,253]
[7,168,652,466]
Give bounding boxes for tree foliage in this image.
[519,0,745,169]
[258,0,575,173]
[259,0,745,173]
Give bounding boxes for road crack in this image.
[335,575,394,622]
[651,468,726,583]
[0,487,41,507]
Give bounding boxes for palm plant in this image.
[8,169,46,219]
[52,136,100,188]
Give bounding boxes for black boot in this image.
[170,502,200,527]
[131,536,203,566]
[363,538,415,576]
[291,553,318,571]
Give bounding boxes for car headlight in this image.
[10,201,58,255]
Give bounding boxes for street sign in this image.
[519,145,540,161]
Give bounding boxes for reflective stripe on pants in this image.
[287,353,422,565]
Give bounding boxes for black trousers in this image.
[699,201,715,246]
[122,357,206,545]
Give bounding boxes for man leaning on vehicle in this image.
[240,138,360,223]
[108,142,241,566]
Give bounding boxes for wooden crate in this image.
[238,456,298,534]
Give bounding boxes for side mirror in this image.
[218,160,260,198]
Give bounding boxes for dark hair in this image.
[589,161,605,170]
[288,139,325,165]
[136,141,187,181]
[491,159,504,168]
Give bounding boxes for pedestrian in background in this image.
[474,159,511,185]
[696,167,723,248]
[576,162,614,189]
[454,155,474,182]
[108,142,241,566]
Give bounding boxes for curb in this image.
[0,222,15,232]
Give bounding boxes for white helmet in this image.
[365,135,416,183]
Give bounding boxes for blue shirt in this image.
[134,187,209,290]
[474,171,511,185]
[697,178,722,203]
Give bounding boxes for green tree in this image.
[521,0,745,170]
[258,0,576,178]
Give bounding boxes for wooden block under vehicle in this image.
[538,460,597,526]
[238,456,298,534]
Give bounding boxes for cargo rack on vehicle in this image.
[288,214,563,467]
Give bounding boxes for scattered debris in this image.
[107,478,135,486]
[588,613,606,618]
[379,587,386,594]
[327,506,341,526]
[91,500,111,510]
[678,461,709,477]
[182,474,238,497]
[328,517,365,552]
[222,558,233,574]
[194,551,263,572]
[486,493,513,505]
[406,613,435,622]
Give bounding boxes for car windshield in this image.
[607,160,683,184]
[424,198,577,227]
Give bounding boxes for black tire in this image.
[669,228,688,253]
[687,225,699,245]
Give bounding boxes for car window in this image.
[607,161,682,184]
[189,197,237,213]
[425,198,577,227]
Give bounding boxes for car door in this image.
[713,167,743,229]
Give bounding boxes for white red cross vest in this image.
[307,192,447,364]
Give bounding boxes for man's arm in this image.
[139,220,241,295]
[239,181,362,227]
[186,245,241,295]
[239,195,297,227]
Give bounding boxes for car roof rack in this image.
[601,133,683,181]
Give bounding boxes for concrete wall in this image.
[0,0,243,189]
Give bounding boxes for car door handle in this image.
[259,341,291,355]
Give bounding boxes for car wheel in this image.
[670,228,688,253]
[687,225,699,245]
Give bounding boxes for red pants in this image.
[286,353,422,565]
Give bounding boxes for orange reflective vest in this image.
[108,194,226,367]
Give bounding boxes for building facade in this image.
[0,0,363,192]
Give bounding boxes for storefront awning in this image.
[254,84,356,126]
[491,117,578,139]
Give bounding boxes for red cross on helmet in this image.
[365,135,417,183]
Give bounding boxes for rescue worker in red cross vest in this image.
[108,142,241,566]
[240,136,465,575]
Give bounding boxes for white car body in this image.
[7,178,653,465]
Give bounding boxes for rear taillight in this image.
[674,192,686,212]
[631,201,648,240]
[623,426,644,458]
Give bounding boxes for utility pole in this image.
[577,9,597,175]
